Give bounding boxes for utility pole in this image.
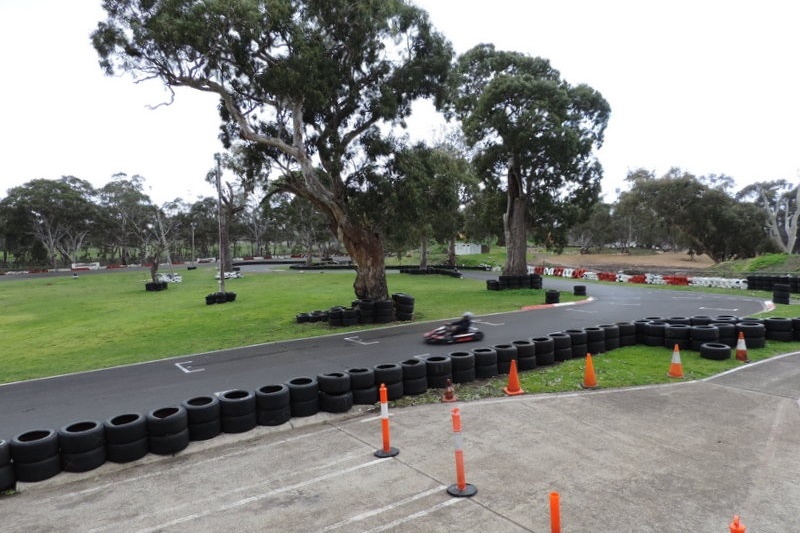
[215,153,226,295]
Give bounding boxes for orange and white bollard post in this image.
[373,383,399,458]
[446,407,477,497]
[549,492,561,533]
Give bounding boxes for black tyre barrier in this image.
[666,316,691,325]
[374,363,403,386]
[545,290,560,304]
[699,342,732,361]
[0,463,16,491]
[690,315,714,325]
[347,368,375,390]
[104,413,147,446]
[530,273,543,290]
[564,329,587,345]
[58,420,105,455]
[573,285,586,296]
[511,340,535,358]
[62,446,106,473]
[553,347,572,363]
[737,322,766,341]
[221,411,257,434]
[794,317,800,341]
[690,325,719,342]
[286,377,319,403]
[149,427,190,455]
[765,317,793,341]
[181,396,220,425]
[634,319,650,344]
[328,306,344,326]
[548,332,571,351]
[402,376,429,396]
[712,322,738,348]
[665,324,691,350]
[14,454,61,483]
[10,429,59,465]
[493,344,517,374]
[256,385,291,411]
[290,397,320,418]
[531,337,555,365]
[400,358,427,380]
[570,342,588,360]
[106,436,149,463]
[317,372,351,395]
[188,418,222,441]
[584,327,605,354]
[712,315,740,324]
[0,440,10,467]
[392,292,415,306]
[257,406,292,427]
[453,368,477,384]
[472,347,498,366]
[320,391,354,413]
[352,385,379,405]
[425,356,453,388]
[486,280,500,291]
[565,330,588,358]
[449,351,475,371]
[643,321,666,347]
[146,407,188,437]
[396,311,415,321]
[475,363,499,378]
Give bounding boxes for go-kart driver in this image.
[448,311,474,335]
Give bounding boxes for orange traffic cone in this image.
[442,379,457,402]
[503,359,524,396]
[667,344,685,378]
[735,332,750,363]
[729,514,746,533]
[581,353,598,389]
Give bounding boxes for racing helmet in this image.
[463,311,474,319]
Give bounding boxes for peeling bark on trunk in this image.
[342,226,388,301]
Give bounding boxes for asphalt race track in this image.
[0,273,769,441]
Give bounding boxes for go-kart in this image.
[423,325,484,344]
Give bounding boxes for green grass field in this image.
[1,266,798,397]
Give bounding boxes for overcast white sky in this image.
[1,0,798,205]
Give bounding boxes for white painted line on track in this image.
[698,306,739,311]
[345,336,380,346]
[320,485,447,532]
[130,458,388,533]
[359,498,464,533]
[175,361,205,373]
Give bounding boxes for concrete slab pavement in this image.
[3,352,799,532]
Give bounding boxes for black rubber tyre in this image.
[584,327,605,343]
[711,323,736,339]
[255,385,291,410]
[221,412,257,434]
[149,427,190,455]
[690,315,713,325]
[290,397,320,418]
[146,407,188,437]
[516,355,537,370]
[425,356,452,376]
[587,341,606,355]
[665,338,689,350]
[0,439,10,466]
[395,303,415,314]
[61,446,106,473]
[296,313,310,324]
[667,316,691,325]
[644,321,667,337]
[737,322,766,339]
[712,315,740,324]
[545,290,560,304]
[665,324,691,340]
[13,454,61,483]
[188,419,222,441]
[472,348,497,366]
[766,330,794,342]
[565,329,588,345]
[374,363,403,385]
[427,374,452,389]
[286,377,319,402]
[10,430,59,464]
[573,285,586,296]
[103,413,147,446]
[106,437,149,463]
[619,335,637,347]
[549,332,571,350]
[554,347,572,362]
[400,358,427,380]
[449,351,475,372]
[347,368,375,390]
[352,386,378,405]
[320,391,354,413]
[690,325,719,342]
[570,343,588,359]
[384,381,404,401]
[58,421,105,455]
[600,324,620,341]
[494,344,517,363]
[395,311,414,322]
[699,342,732,361]
[643,336,663,347]
[317,372,351,394]
[453,368,476,384]
[402,376,429,396]
[532,337,555,355]
[604,338,621,351]
[616,322,637,337]
[257,406,292,427]
[392,293,415,306]
[511,340,535,358]
[181,396,221,425]
[765,317,793,331]
[475,364,498,379]
[219,389,257,418]
[0,464,16,491]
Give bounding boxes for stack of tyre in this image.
[425,355,453,389]
[773,283,791,305]
[59,421,107,473]
[472,347,499,378]
[317,372,354,413]
[400,358,428,395]
[146,407,190,455]
[9,430,61,483]
[488,274,542,290]
[545,290,560,304]
[511,340,537,369]
[347,367,379,404]
[0,439,14,491]
[374,363,404,400]
[354,299,375,324]
[392,293,415,322]
[449,352,476,383]
[373,299,394,324]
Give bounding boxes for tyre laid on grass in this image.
[712,323,738,348]
[493,344,517,374]
[600,324,620,351]
[765,317,794,341]
[449,352,476,384]
[472,347,498,379]
[512,339,537,369]
[736,322,766,349]
[699,342,732,361]
[10,430,61,482]
[664,324,691,350]
[531,337,555,366]
[616,321,637,347]
[584,327,606,355]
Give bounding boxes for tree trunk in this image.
[341,226,388,301]
[447,236,456,267]
[420,238,428,268]
[503,160,529,276]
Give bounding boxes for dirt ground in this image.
[532,250,715,274]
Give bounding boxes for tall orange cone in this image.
[729,514,746,533]
[667,344,685,378]
[735,332,750,363]
[503,359,524,396]
[580,353,598,389]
